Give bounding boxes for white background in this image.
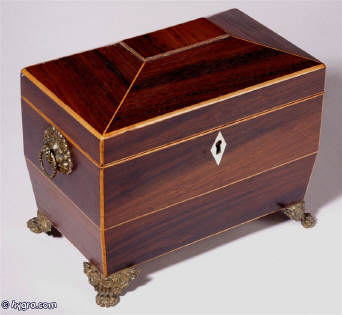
[1,1,342,314]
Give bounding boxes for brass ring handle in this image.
[39,126,73,179]
[39,148,58,179]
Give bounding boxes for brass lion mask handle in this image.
[39,126,73,179]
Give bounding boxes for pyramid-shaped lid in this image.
[23,9,322,137]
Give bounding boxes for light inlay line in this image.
[25,157,100,229]
[104,64,325,138]
[104,151,318,231]
[103,93,323,168]
[21,68,103,139]
[100,168,107,276]
[22,92,323,169]
[133,208,282,270]
[21,64,324,142]
[22,96,100,167]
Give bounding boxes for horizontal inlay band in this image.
[104,151,318,231]
[22,97,99,168]
[22,92,323,169]
[103,93,323,167]
[21,69,103,139]
[133,208,281,269]
[25,151,317,235]
[25,157,100,229]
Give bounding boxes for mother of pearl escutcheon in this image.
[210,131,227,166]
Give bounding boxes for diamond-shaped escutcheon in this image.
[210,131,227,166]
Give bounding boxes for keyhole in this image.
[215,140,222,155]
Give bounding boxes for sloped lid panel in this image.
[26,43,143,134]
[106,36,319,133]
[208,9,319,61]
[123,18,226,58]
[24,12,321,137]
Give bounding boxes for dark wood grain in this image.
[22,13,322,140]
[21,10,325,277]
[105,154,316,273]
[24,43,143,134]
[27,159,102,272]
[123,18,226,58]
[104,96,322,228]
[21,76,101,163]
[22,99,101,225]
[104,68,325,163]
[208,9,320,62]
[107,36,319,133]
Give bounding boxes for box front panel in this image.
[103,95,322,228]
[105,154,316,274]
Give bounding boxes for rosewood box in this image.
[21,9,325,307]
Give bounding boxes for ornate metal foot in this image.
[83,262,139,307]
[282,201,316,228]
[27,211,53,233]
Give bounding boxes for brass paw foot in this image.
[282,201,316,228]
[83,262,139,307]
[27,211,53,233]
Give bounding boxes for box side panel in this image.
[103,95,322,228]
[104,68,325,163]
[208,9,320,62]
[26,159,102,272]
[22,99,101,225]
[105,154,316,273]
[21,76,100,164]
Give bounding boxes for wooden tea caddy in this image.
[21,9,325,307]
